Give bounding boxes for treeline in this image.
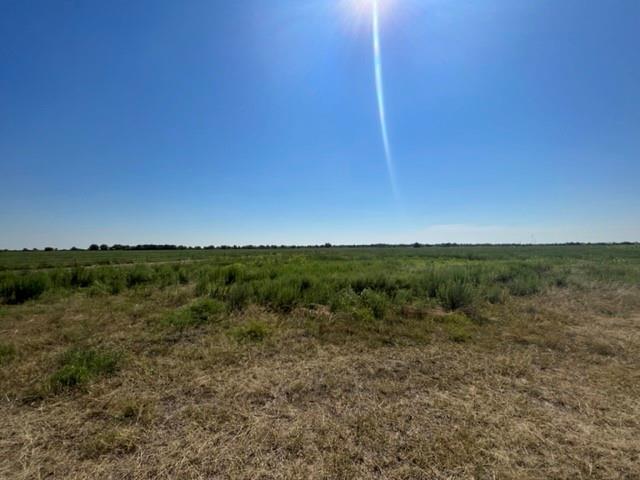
[4,241,639,252]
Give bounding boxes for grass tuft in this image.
[441,313,473,342]
[163,298,225,329]
[0,273,50,304]
[48,347,121,393]
[229,320,271,343]
[436,280,475,311]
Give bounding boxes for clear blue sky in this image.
[1,0,639,248]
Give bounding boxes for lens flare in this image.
[372,0,397,195]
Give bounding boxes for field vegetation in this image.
[1,245,639,479]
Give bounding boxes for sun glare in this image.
[340,0,396,23]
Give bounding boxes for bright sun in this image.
[342,0,396,21]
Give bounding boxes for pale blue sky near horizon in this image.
[1,0,639,248]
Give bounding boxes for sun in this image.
[340,0,397,22]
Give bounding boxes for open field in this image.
[1,245,639,479]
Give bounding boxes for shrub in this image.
[226,283,253,311]
[360,288,388,319]
[70,267,95,288]
[442,313,473,342]
[126,266,154,288]
[188,299,225,323]
[350,275,396,295]
[508,275,542,296]
[436,280,475,311]
[229,320,270,343]
[485,285,507,304]
[163,299,225,329]
[48,347,120,393]
[0,273,50,304]
[254,279,301,312]
[106,272,127,294]
[221,264,244,285]
[329,287,359,313]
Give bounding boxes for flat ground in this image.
[1,246,639,479]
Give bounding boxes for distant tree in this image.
[44,247,54,252]
[70,247,80,251]
[99,244,109,251]
[88,244,99,251]
[323,243,332,248]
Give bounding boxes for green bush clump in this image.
[221,264,244,285]
[229,320,270,343]
[436,280,475,311]
[187,299,225,323]
[226,283,253,311]
[329,287,360,313]
[360,288,388,319]
[70,267,95,288]
[0,273,50,304]
[48,347,120,393]
[163,299,225,328]
[252,277,316,312]
[507,275,542,296]
[441,313,473,342]
[126,266,154,288]
[484,285,507,304]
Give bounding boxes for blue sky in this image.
[1,0,639,248]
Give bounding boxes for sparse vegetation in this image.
[47,347,121,394]
[229,319,271,343]
[0,343,16,365]
[1,245,639,479]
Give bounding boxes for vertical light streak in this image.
[372,0,397,195]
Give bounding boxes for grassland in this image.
[1,245,639,479]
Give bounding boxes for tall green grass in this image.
[2,246,636,313]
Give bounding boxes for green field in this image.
[1,245,639,479]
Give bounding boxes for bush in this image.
[329,287,359,313]
[187,299,225,323]
[48,347,120,393]
[436,280,475,311]
[221,264,244,285]
[0,273,50,304]
[163,299,225,329]
[360,289,388,319]
[226,283,253,311]
[254,278,302,312]
[126,266,154,288]
[485,285,507,304]
[229,320,270,343]
[508,275,542,296]
[442,313,473,342]
[70,267,95,288]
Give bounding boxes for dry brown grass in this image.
[1,283,639,479]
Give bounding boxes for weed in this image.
[163,298,225,329]
[436,280,475,311]
[360,289,388,319]
[485,285,507,304]
[226,283,253,311]
[48,347,120,393]
[0,273,50,304]
[441,313,473,342]
[508,275,542,296]
[229,320,271,343]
